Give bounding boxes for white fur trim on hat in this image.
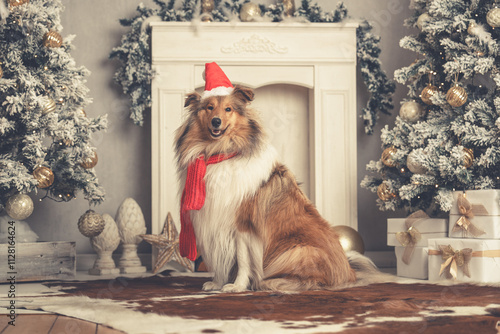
[201,86,234,100]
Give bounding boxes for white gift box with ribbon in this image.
[449,190,500,239]
[387,218,448,247]
[428,238,500,283]
[395,246,428,279]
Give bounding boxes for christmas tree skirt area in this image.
[1,273,499,334]
[0,241,75,282]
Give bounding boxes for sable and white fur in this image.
[175,85,388,292]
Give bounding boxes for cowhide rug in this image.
[4,273,500,334]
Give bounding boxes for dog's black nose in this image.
[211,117,222,128]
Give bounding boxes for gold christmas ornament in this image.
[416,12,431,30]
[42,96,56,115]
[33,166,54,188]
[399,101,426,123]
[377,182,396,201]
[5,193,34,220]
[381,147,398,167]
[200,0,214,22]
[406,150,427,174]
[446,84,468,107]
[420,84,438,105]
[467,21,478,35]
[281,0,296,17]
[80,151,98,169]
[463,147,474,168]
[0,64,3,79]
[8,0,29,6]
[332,225,365,254]
[486,7,500,28]
[43,30,63,48]
[240,2,262,22]
[78,209,105,238]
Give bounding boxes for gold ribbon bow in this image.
[395,210,428,265]
[437,245,473,279]
[453,193,487,237]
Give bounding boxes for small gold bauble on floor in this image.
[332,225,365,254]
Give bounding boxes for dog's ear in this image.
[232,85,254,103]
[184,92,201,108]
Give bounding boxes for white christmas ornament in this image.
[416,13,431,30]
[486,7,500,28]
[5,193,34,220]
[407,150,427,174]
[115,198,147,274]
[399,101,426,123]
[89,214,121,275]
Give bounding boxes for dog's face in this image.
[184,85,255,141]
[176,85,263,165]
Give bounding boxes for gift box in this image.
[449,190,500,239]
[428,238,500,283]
[387,218,448,247]
[449,215,500,239]
[395,246,428,279]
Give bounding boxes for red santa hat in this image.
[201,62,234,100]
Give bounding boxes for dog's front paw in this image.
[221,283,248,293]
[203,281,222,291]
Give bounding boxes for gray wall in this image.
[26,0,412,256]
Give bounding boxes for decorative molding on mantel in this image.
[220,34,288,55]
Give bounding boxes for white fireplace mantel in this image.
[150,22,359,236]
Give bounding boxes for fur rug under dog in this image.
[3,273,500,334]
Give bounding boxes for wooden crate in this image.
[0,241,76,282]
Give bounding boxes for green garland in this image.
[110,0,394,134]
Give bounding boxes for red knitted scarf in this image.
[180,153,238,261]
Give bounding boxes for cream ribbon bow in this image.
[437,245,473,279]
[395,210,428,265]
[453,193,487,237]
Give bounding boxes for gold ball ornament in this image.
[200,0,214,22]
[8,0,29,6]
[406,150,427,174]
[42,96,56,115]
[463,147,474,168]
[381,147,398,167]
[80,151,98,169]
[240,2,262,22]
[5,193,34,220]
[332,225,365,254]
[78,209,105,237]
[43,30,63,48]
[420,84,438,105]
[33,166,54,188]
[446,85,468,107]
[486,7,500,28]
[377,182,396,201]
[399,101,426,123]
[281,0,296,17]
[416,12,431,30]
[0,64,3,79]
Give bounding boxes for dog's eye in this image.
[225,107,231,112]
[207,105,214,111]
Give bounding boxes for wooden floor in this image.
[0,314,125,334]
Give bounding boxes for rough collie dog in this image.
[175,64,383,292]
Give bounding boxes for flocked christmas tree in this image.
[362,0,500,214]
[0,0,107,221]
